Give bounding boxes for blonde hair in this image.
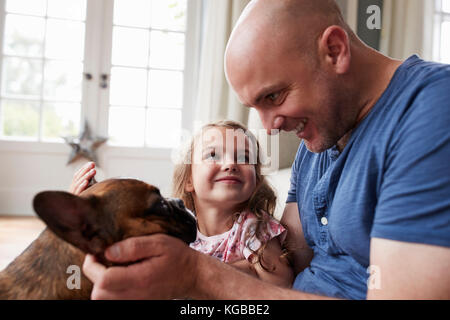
[172,120,276,214]
[172,120,280,270]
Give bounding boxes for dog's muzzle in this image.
[152,198,197,244]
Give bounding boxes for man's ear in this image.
[33,191,105,254]
[318,25,351,74]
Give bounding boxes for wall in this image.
[0,142,175,216]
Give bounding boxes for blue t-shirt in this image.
[287,55,450,300]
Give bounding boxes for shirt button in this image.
[321,217,328,226]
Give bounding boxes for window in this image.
[433,0,450,63]
[108,0,187,148]
[0,0,86,141]
[0,0,199,149]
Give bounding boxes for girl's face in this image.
[186,127,257,211]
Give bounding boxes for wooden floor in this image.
[0,216,46,271]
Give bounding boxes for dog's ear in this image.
[33,191,103,254]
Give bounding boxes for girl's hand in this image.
[69,162,96,195]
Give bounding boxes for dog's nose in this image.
[168,198,196,219]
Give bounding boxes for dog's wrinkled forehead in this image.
[80,178,160,206]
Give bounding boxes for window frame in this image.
[0,0,202,160]
[433,0,450,63]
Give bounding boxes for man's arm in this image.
[280,203,314,274]
[193,236,450,300]
[367,238,450,299]
[191,243,334,300]
[82,203,317,300]
[366,78,450,299]
[82,234,334,300]
[192,203,314,299]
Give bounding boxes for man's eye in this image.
[267,92,280,102]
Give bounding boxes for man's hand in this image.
[82,234,199,300]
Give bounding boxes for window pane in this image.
[108,106,145,146]
[42,102,80,140]
[47,0,86,20]
[151,0,187,31]
[148,70,183,108]
[44,61,83,101]
[149,31,185,70]
[114,0,151,28]
[110,67,148,106]
[112,27,149,67]
[45,19,85,60]
[4,14,45,57]
[2,57,42,97]
[146,108,181,148]
[1,99,39,139]
[443,0,450,13]
[5,0,46,16]
[440,21,450,63]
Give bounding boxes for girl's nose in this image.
[222,155,239,172]
[223,164,238,172]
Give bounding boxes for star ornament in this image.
[63,121,108,166]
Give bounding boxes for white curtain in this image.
[194,0,300,171]
[193,0,250,127]
[380,0,434,60]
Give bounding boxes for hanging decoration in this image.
[63,120,108,166]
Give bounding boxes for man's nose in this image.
[260,112,284,135]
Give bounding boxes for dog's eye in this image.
[145,199,170,217]
[159,200,170,211]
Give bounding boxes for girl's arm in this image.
[229,237,294,288]
[69,162,96,195]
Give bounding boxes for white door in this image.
[0,0,201,215]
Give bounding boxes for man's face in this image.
[226,37,353,154]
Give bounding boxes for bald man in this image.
[82,0,450,300]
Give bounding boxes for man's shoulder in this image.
[385,56,450,100]
[369,57,450,138]
[397,57,450,102]
[401,55,450,81]
[392,58,450,127]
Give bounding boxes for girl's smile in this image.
[215,175,242,184]
[185,126,257,213]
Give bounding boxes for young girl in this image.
[173,120,293,287]
[69,120,293,288]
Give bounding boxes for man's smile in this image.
[295,119,308,138]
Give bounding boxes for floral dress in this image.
[189,210,286,263]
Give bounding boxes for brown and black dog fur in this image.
[0,178,197,300]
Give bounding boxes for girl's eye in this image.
[236,154,250,164]
[204,150,220,161]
